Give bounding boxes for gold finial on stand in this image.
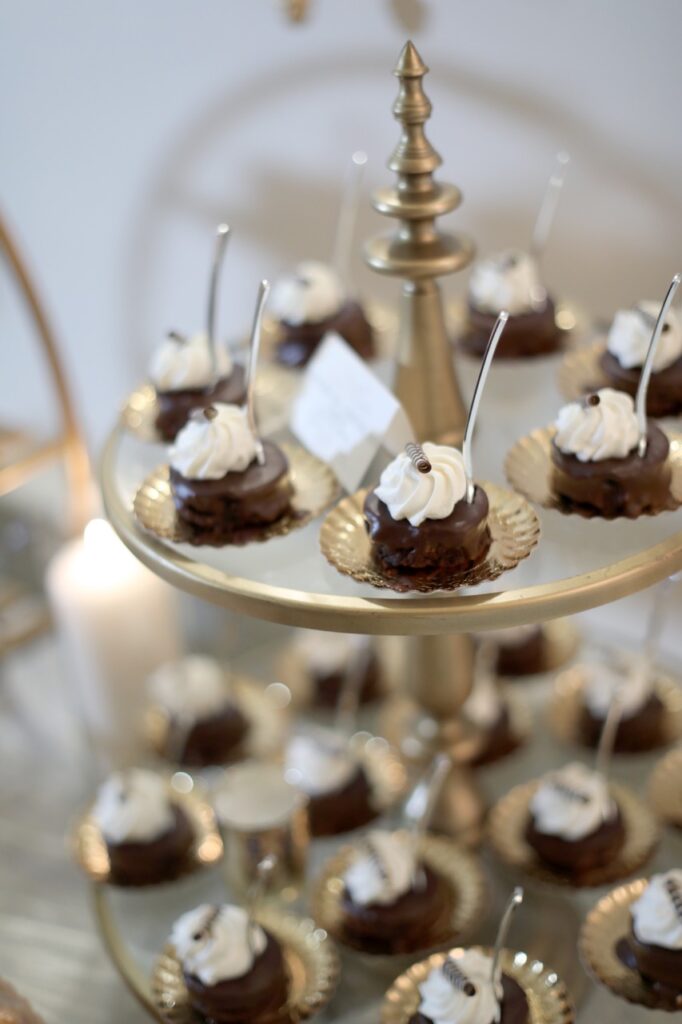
[371,44,483,843]
[365,40,474,445]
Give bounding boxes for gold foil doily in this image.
[648,747,682,829]
[487,779,660,889]
[151,907,340,1023]
[319,482,541,594]
[556,341,608,402]
[505,427,682,519]
[580,878,682,1012]
[145,673,287,766]
[133,443,339,547]
[381,945,575,1024]
[310,830,486,960]
[72,781,223,887]
[548,664,682,751]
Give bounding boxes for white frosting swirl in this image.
[344,830,416,906]
[284,730,356,796]
[417,950,501,1024]
[607,301,682,373]
[530,761,617,841]
[374,443,467,527]
[149,331,233,391]
[554,388,639,462]
[147,655,232,724]
[631,870,682,950]
[171,904,266,984]
[92,769,175,844]
[269,260,344,326]
[292,630,368,675]
[170,403,257,480]
[462,668,504,729]
[583,659,653,719]
[469,249,546,316]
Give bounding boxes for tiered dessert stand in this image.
[98,42,682,1023]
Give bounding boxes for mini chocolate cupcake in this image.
[169,404,293,543]
[149,331,246,442]
[461,665,518,767]
[484,625,546,677]
[601,302,682,417]
[170,904,289,1024]
[291,630,381,709]
[147,655,249,766]
[551,389,671,518]
[408,949,529,1024]
[629,870,682,1003]
[525,761,625,874]
[340,830,450,955]
[92,769,194,885]
[269,261,374,368]
[458,250,561,360]
[579,660,665,754]
[364,443,491,581]
[284,729,377,837]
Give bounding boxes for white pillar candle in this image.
[46,518,180,767]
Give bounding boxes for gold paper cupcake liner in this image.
[310,830,486,960]
[151,907,340,1023]
[487,779,660,888]
[120,370,297,444]
[556,340,608,402]
[548,664,682,750]
[145,674,288,766]
[505,426,682,519]
[648,747,682,829]
[580,878,682,1012]
[381,944,575,1024]
[133,442,340,547]
[319,482,541,594]
[72,780,223,887]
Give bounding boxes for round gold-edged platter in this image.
[487,779,660,888]
[101,423,682,633]
[381,945,575,1024]
[151,907,340,1023]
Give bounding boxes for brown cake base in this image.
[363,486,491,581]
[167,705,250,767]
[616,936,682,1010]
[495,627,546,677]
[170,441,294,544]
[409,972,530,1024]
[276,300,375,368]
[471,706,519,767]
[628,927,682,998]
[459,298,562,360]
[155,366,246,442]
[600,350,682,418]
[341,864,451,954]
[525,808,625,874]
[308,766,377,837]
[184,932,289,1024]
[310,652,382,709]
[579,694,665,753]
[106,805,194,885]
[550,425,671,518]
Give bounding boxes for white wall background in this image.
[2,0,682,653]
[2,0,681,449]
